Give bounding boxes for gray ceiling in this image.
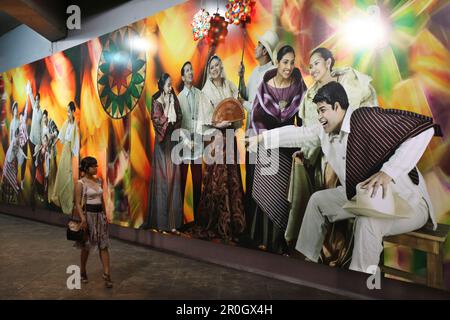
[0,0,131,40]
[0,11,21,37]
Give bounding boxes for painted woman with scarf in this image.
[141,73,183,234]
[298,47,378,186]
[250,45,307,254]
[51,101,79,214]
[194,55,246,243]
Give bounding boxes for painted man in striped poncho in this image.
[246,81,440,273]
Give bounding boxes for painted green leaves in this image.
[97,27,146,119]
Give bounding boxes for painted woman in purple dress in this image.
[250,45,307,254]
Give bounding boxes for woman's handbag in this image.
[66,216,84,241]
[66,180,86,241]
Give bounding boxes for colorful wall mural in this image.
[1,0,450,289]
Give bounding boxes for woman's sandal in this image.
[81,272,88,284]
[102,273,113,288]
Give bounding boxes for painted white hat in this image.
[342,183,412,219]
[258,30,279,63]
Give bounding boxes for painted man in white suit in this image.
[247,81,438,273]
[177,61,211,223]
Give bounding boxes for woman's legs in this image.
[99,248,110,275]
[99,248,113,288]
[80,247,89,282]
[80,248,89,272]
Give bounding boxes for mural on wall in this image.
[1,0,450,288]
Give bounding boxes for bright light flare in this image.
[341,5,390,50]
[128,37,151,52]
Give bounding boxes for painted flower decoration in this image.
[97,27,146,119]
[192,9,211,41]
[206,13,229,46]
[225,0,256,26]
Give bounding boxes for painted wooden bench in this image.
[381,223,450,289]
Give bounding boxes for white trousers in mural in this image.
[295,186,429,273]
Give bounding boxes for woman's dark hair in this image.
[276,45,295,63]
[68,101,76,112]
[181,61,192,77]
[157,73,170,92]
[12,101,18,112]
[310,47,335,71]
[36,92,40,101]
[80,156,98,173]
[153,73,171,100]
[313,81,349,110]
[43,110,48,117]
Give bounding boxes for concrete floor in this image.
[0,213,347,300]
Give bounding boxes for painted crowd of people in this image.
[1,28,440,276]
[139,29,440,275]
[2,81,79,213]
